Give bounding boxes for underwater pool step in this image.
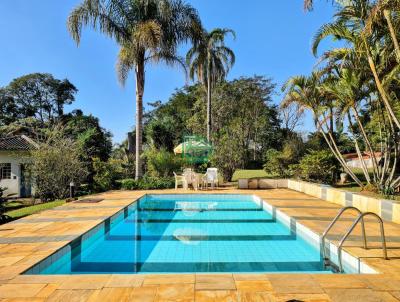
[138,208,264,212]
[105,234,296,241]
[132,218,276,223]
[26,194,339,275]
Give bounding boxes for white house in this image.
[0,135,38,198]
[344,152,382,169]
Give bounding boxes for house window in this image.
[0,163,11,180]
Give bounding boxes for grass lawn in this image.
[6,200,65,220]
[231,169,272,182]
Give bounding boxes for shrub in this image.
[263,149,292,177]
[120,178,137,190]
[263,137,305,178]
[30,128,88,201]
[144,148,183,177]
[120,176,174,190]
[92,157,123,191]
[293,150,340,184]
[0,187,9,222]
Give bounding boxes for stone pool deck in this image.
[0,188,400,301]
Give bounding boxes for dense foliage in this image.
[0,187,10,222]
[143,147,184,178]
[92,158,124,192]
[63,110,113,162]
[293,150,341,184]
[0,74,113,200]
[30,128,88,200]
[144,76,281,181]
[120,177,174,190]
[264,135,306,178]
[0,73,77,125]
[144,86,198,152]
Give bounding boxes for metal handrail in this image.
[338,212,388,272]
[321,206,367,261]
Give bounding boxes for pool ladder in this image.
[321,206,388,273]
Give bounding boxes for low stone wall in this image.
[238,178,400,224]
[238,178,288,189]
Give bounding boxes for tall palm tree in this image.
[298,0,400,192]
[186,28,235,141]
[366,0,400,61]
[321,68,379,181]
[68,0,202,179]
[311,2,400,131]
[282,72,364,187]
[307,0,400,61]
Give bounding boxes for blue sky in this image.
[0,0,335,143]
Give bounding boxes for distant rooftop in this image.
[0,135,38,151]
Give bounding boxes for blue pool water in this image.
[25,194,336,274]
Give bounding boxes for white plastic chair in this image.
[184,170,200,190]
[203,168,219,190]
[173,172,186,190]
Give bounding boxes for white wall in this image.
[346,157,380,169]
[0,151,30,197]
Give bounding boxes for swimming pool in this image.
[25,194,363,274]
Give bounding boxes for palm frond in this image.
[312,22,355,56]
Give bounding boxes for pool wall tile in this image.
[345,192,353,207]
[392,203,400,224]
[258,195,376,274]
[275,179,398,224]
[238,179,249,189]
[381,200,393,221]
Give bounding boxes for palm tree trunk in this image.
[135,57,145,180]
[364,39,400,129]
[315,116,364,187]
[383,9,400,62]
[329,106,334,135]
[206,63,212,142]
[347,112,371,183]
[351,106,379,180]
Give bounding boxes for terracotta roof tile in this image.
[0,135,38,151]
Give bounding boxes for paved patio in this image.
[0,188,400,301]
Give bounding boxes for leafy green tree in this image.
[210,131,243,181]
[144,86,200,151]
[142,76,279,180]
[0,89,18,125]
[264,135,306,177]
[189,76,279,152]
[68,0,202,180]
[30,127,88,201]
[63,110,113,162]
[186,28,235,141]
[0,73,77,125]
[204,76,279,179]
